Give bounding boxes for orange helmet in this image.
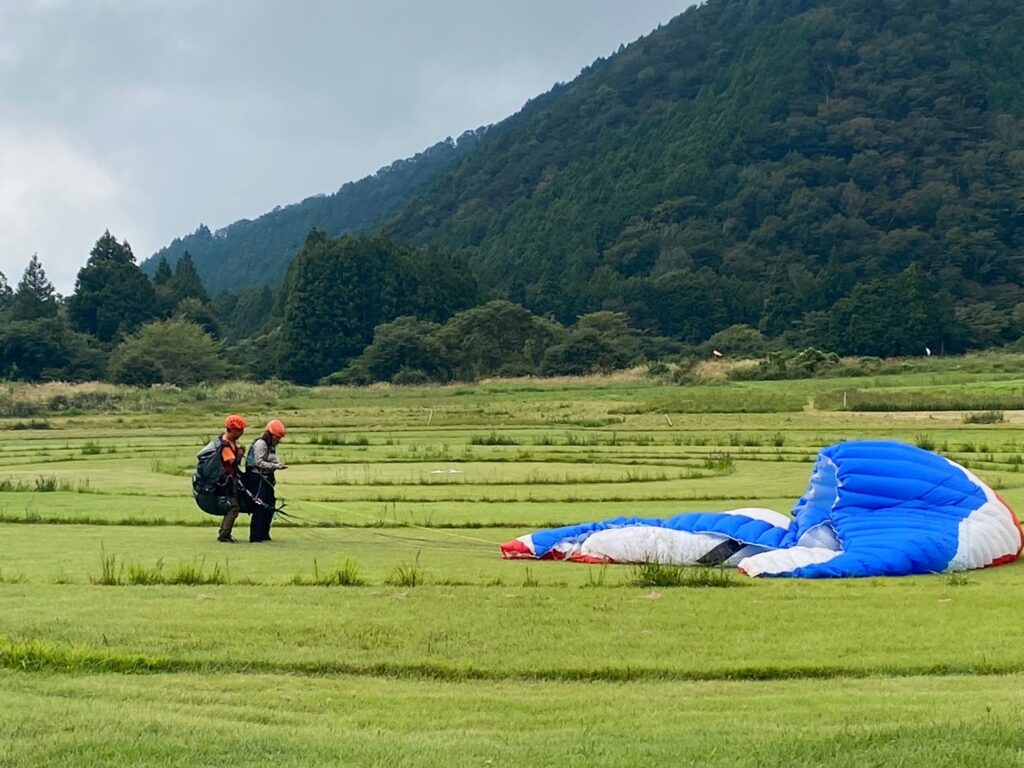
[266,419,286,439]
[224,414,246,431]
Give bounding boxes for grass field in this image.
[2,367,1024,766]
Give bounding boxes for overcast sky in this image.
[0,0,692,293]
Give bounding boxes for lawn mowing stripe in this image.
[4,637,1024,683]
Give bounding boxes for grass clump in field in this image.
[171,559,228,585]
[91,548,122,585]
[702,452,734,471]
[470,432,519,446]
[914,434,937,451]
[9,419,50,430]
[309,433,370,446]
[0,568,26,584]
[125,560,165,585]
[583,564,609,587]
[520,566,540,587]
[90,550,228,586]
[292,558,366,586]
[0,476,74,492]
[631,562,746,588]
[386,553,424,587]
[963,410,1004,424]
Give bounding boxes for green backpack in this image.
[192,436,234,516]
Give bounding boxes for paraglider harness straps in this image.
[231,474,294,520]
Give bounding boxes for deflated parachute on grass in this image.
[501,441,1024,578]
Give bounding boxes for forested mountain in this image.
[142,130,488,295]
[148,0,1024,358]
[384,0,1024,353]
[25,0,1024,388]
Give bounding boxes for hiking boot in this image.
[217,534,236,543]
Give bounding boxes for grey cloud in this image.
[0,0,692,291]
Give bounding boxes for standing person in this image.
[215,413,247,542]
[244,419,287,542]
[192,413,247,542]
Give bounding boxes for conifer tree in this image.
[169,252,209,304]
[0,270,13,314]
[9,254,58,321]
[153,255,173,286]
[280,231,403,383]
[68,231,158,342]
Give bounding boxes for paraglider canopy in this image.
[502,441,1023,578]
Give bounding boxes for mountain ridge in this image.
[383,0,1024,350]
[150,0,1024,353]
[141,128,488,294]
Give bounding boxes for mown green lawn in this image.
[2,671,1022,767]
[2,372,1024,766]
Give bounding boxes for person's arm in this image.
[220,444,237,474]
[252,439,285,471]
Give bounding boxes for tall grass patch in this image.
[631,563,746,588]
[292,558,366,586]
[90,551,228,586]
[0,476,77,492]
[387,553,424,587]
[470,432,520,446]
[819,388,1024,412]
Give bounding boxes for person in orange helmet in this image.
[192,414,247,542]
[216,414,246,542]
[243,418,288,542]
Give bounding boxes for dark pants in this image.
[242,471,276,542]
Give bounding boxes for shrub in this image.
[702,324,769,358]
[539,329,634,376]
[108,318,226,387]
[746,348,841,380]
[320,362,374,386]
[645,361,670,378]
[391,368,432,385]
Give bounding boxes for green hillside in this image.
[142,130,487,295]
[387,0,1024,352]
[146,0,1024,356]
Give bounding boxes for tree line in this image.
[0,226,1001,389]
[0,230,675,387]
[0,233,222,384]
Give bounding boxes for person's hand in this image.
[277,464,288,470]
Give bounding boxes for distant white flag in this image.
[712,349,724,358]
[925,347,932,356]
